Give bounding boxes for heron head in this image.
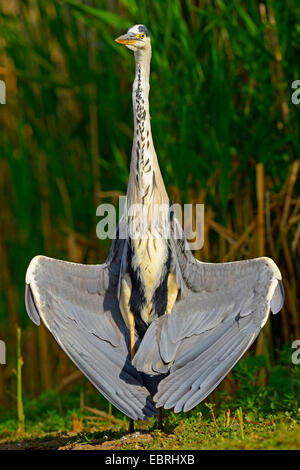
[115,25,150,52]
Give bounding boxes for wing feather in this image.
[25,255,157,420]
[133,226,284,413]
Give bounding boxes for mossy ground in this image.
[0,405,299,450]
[0,391,299,449]
[1,352,299,450]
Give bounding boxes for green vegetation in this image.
[16,327,24,433]
[0,0,299,449]
[0,353,299,449]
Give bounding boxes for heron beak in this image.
[115,34,137,46]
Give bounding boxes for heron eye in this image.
[140,33,145,39]
[135,33,140,38]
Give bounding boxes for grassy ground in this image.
[0,353,299,450]
[0,399,299,450]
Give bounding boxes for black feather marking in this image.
[169,200,174,222]
[127,238,171,338]
[127,242,148,338]
[138,25,150,37]
[152,248,171,317]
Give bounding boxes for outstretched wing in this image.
[25,254,157,420]
[133,229,284,413]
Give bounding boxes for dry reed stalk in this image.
[80,385,85,411]
[0,245,19,342]
[0,366,6,405]
[37,153,53,391]
[24,328,39,397]
[222,220,256,262]
[57,370,82,392]
[227,214,233,235]
[17,327,24,434]
[292,222,300,253]
[280,304,291,346]
[282,235,296,279]
[259,4,289,123]
[219,235,226,261]
[75,234,105,255]
[38,324,52,391]
[244,77,256,116]
[97,190,125,199]
[255,163,271,358]
[288,214,300,226]
[87,6,100,206]
[58,222,106,254]
[202,206,213,261]
[168,185,182,206]
[207,218,238,245]
[290,196,300,221]
[56,177,74,227]
[284,277,300,339]
[244,182,253,253]
[256,163,265,257]
[0,66,14,76]
[0,163,19,342]
[72,413,83,433]
[265,190,276,258]
[268,6,290,123]
[266,187,292,345]
[57,349,72,388]
[281,236,300,337]
[235,184,244,233]
[83,405,123,425]
[280,161,300,233]
[67,233,82,263]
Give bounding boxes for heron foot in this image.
[157,408,163,430]
[128,418,135,433]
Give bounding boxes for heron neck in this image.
[132,49,152,155]
[126,47,168,210]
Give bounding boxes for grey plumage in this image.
[25,248,157,420]
[132,222,284,412]
[25,25,284,422]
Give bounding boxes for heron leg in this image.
[158,408,163,430]
[128,418,135,434]
[119,274,136,434]
[166,272,178,314]
[119,273,136,358]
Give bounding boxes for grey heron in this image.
[25,24,284,430]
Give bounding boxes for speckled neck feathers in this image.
[123,46,171,334]
[125,47,169,223]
